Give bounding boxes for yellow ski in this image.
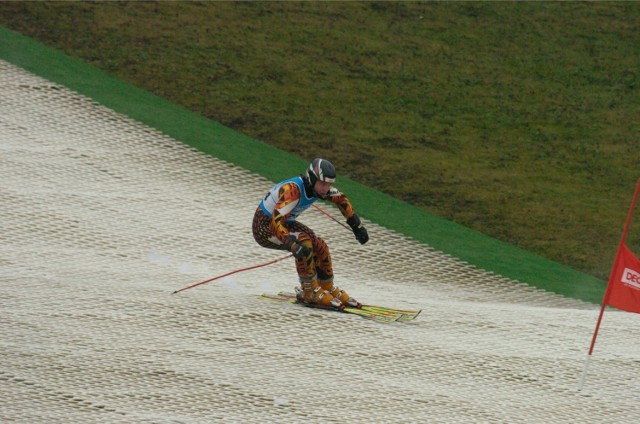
[259,293,401,323]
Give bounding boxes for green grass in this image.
[1,1,639,283]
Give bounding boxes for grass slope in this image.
[2,2,638,301]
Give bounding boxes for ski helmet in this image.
[306,158,336,186]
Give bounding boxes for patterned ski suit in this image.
[252,175,356,286]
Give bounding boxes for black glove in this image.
[347,215,369,245]
[284,235,311,260]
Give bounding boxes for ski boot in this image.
[295,283,344,310]
[319,281,362,309]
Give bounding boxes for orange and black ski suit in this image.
[252,175,356,285]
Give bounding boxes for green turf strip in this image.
[0,26,606,304]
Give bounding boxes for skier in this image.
[252,158,369,310]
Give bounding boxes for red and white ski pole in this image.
[173,204,346,295]
[313,203,351,230]
[172,253,292,294]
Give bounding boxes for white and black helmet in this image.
[306,158,336,186]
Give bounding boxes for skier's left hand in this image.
[347,215,369,245]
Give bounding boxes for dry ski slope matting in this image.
[2,59,640,423]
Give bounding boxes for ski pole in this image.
[172,253,293,294]
[313,203,351,231]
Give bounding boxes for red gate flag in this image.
[606,243,640,314]
[580,180,640,391]
[585,179,640,349]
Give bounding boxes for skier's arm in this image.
[271,183,300,243]
[271,183,311,258]
[326,188,369,245]
[325,187,355,218]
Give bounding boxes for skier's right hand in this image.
[285,235,311,260]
